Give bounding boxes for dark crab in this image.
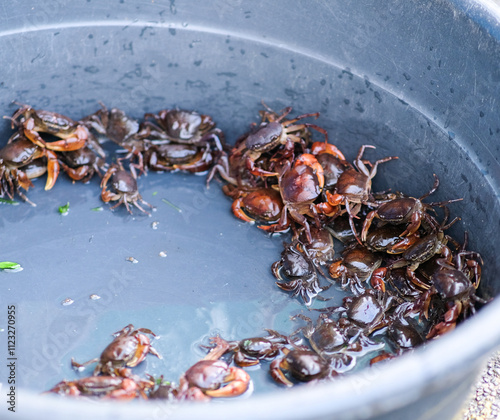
[270,347,331,387]
[59,146,103,183]
[223,330,289,367]
[143,108,224,149]
[325,145,398,244]
[230,187,284,224]
[298,226,335,267]
[338,289,401,335]
[259,154,325,242]
[0,135,60,204]
[272,240,325,306]
[81,104,142,146]
[328,245,384,295]
[234,106,327,178]
[361,174,462,241]
[100,163,153,214]
[71,324,162,375]
[416,252,487,338]
[144,142,214,173]
[207,106,325,186]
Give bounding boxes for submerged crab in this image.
[177,336,251,401]
[47,374,154,400]
[71,324,162,375]
[270,347,331,387]
[328,245,384,295]
[272,240,325,305]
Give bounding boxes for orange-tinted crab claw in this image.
[310,141,346,160]
[294,153,324,189]
[44,149,60,190]
[231,197,256,223]
[325,190,344,206]
[24,122,88,152]
[204,367,251,398]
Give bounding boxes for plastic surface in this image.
[1,0,500,419]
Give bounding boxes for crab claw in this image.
[204,367,250,398]
[44,149,60,190]
[231,197,256,223]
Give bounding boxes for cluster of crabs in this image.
[204,105,488,375]
[48,324,253,401]
[0,102,224,210]
[4,102,487,400]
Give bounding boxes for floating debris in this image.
[126,257,139,264]
[0,261,21,270]
[0,198,19,205]
[91,206,104,212]
[151,221,160,230]
[162,198,182,213]
[59,202,70,215]
[62,298,74,306]
[89,294,101,300]
[159,251,167,258]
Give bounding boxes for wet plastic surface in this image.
[1,1,500,419]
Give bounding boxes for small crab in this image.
[272,240,325,306]
[344,289,401,334]
[9,104,88,152]
[59,146,103,183]
[81,104,141,145]
[363,224,420,255]
[143,109,224,149]
[325,145,398,244]
[100,163,153,214]
[416,253,487,338]
[231,187,284,224]
[145,143,214,173]
[328,245,384,295]
[71,324,162,375]
[225,330,289,367]
[177,336,251,401]
[0,135,60,203]
[298,226,335,267]
[361,174,462,241]
[47,374,154,400]
[207,106,325,186]
[235,106,327,178]
[259,154,325,242]
[310,141,348,191]
[270,347,331,387]
[291,313,350,356]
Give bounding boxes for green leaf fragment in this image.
[59,202,70,214]
[0,261,21,270]
[161,198,182,213]
[0,198,19,205]
[91,206,104,212]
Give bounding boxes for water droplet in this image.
[62,298,74,306]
